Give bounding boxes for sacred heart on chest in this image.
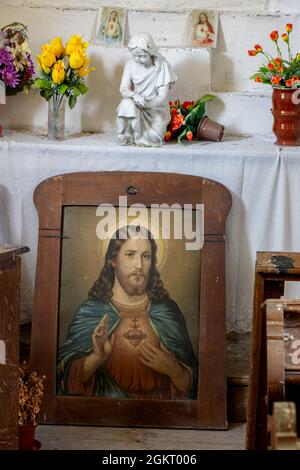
[124,328,147,347]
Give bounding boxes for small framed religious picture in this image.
[188,10,218,48]
[95,6,126,46]
[30,171,231,429]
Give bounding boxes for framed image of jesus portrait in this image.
[30,171,231,429]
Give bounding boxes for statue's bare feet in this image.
[119,134,133,146]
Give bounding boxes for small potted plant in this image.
[18,362,46,450]
[248,23,300,146]
[165,95,224,143]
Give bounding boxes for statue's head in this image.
[128,33,162,65]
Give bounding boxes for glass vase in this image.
[48,96,66,141]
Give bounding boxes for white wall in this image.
[1,0,300,135]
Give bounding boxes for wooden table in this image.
[0,245,29,449]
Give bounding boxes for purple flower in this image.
[27,56,35,77]
[1,23,34,92]
[1,64,19,88]
[0,48,14,66]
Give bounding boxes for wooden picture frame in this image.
[30,171,231,429]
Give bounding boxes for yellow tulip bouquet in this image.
[34,35,95,111]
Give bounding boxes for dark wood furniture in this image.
[0,245,29,450]
[271,402,300,450]
[246,252,300,449]
[29,171,231,429]
[226,332,250,423]
[247,297,300,450]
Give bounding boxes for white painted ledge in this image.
[0,129,284,156]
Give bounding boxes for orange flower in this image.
[292,76,300,83]
[270,30,279,41]
[170,108,178,115]
[170,113,184,131]
[164,131,172,142]
[186,131,193,141]
[182,100,195,110]
[271,75,281,86]
[249,25,299,88]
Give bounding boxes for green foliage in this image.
[178,94,216,143]
[69,94,77,109]
[34,67,90,110]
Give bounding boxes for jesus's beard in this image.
[116,270,149,296]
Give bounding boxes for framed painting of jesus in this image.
[30,171,231,429]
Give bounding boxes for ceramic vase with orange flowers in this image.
[248,23,300,146]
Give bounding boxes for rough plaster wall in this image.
[1,0,300,135]
[2,1,269,10]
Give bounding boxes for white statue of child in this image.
[117,33,177,146]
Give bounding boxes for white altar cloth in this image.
[1,130,300,331]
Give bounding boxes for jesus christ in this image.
[57,225,198,400]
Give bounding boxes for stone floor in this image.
[36,422,246,450]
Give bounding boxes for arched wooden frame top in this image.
[30,171,231,429]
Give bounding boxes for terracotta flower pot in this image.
[271,87,300,146]
[197,116,225,142]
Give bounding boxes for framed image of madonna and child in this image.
[29,171,231,429]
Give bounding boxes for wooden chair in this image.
[247,297,300,450]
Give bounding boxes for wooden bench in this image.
[271,402,300,450]
[247,297,300,450]
[246,252,300,450]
